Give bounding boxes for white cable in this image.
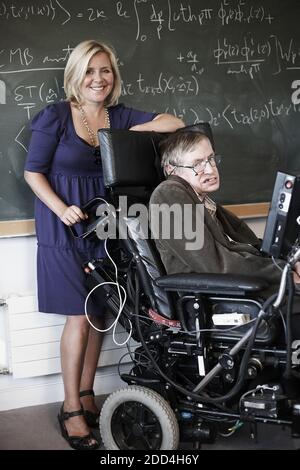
[84,238,133,346]
[271,255,283,272]
[103,238,133,345]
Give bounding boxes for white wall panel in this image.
[6,294,136,379]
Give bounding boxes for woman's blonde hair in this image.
[64,39,122,106]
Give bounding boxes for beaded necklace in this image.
[78,105,110,147]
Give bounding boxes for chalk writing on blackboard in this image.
[1,0,300,228]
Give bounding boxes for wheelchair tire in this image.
[100,385,179,450]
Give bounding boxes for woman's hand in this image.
[60,205,88,226]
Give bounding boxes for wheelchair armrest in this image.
[155,273,268,295]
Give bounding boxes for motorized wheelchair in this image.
[81,123,300,450]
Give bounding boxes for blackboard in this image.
[1,0,300,235]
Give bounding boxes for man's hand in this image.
[294,261,300,277]
[293,271,300,284]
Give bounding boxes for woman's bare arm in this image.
[24,171,87,226]
[130,113,185,132]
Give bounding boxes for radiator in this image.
[6,294,135,379]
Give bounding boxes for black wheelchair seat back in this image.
[98,124,215,322]
[121,215,176,320]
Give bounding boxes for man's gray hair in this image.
[160,131,211,176]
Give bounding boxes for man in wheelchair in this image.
[84,125,300,450]
[149,128,300,289]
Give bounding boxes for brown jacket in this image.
[149,175,283,289]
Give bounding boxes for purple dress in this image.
[25,102,157,315]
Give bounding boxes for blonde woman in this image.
[24,39,184,450]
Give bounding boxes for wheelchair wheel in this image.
[100,385,179,450]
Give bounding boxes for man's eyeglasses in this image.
[170,154,221,176]
[93,146,101,165]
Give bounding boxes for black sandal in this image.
[58,404,100,450]
[79,389,100,429]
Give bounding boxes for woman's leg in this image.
[79,316,105,414]
[60,315,97,440]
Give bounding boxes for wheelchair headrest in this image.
[99,129,164,188]
[98,122,214,192]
